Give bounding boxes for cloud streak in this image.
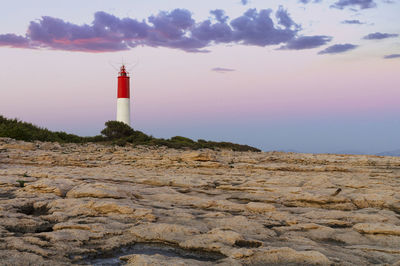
[0,33,30,48]
[363,32,399,40]
[211,67,236,73]
[0,7,323,53]
[341,19,364,24]
[302,0,378,9]
[384,54,400,59]
[299,0,322,4]
[318,43,358,54]
[331,0,377,9]
[279,35,332,50]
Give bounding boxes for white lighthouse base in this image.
[117,98,131,126]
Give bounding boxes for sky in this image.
[0,0,399,154]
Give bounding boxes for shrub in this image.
[16,180,27,187]
[170,136,195,143]
[0,115,261,151]
[84,135,106,142]
[128,130,153,143]
[101,121,135,140]
[113,138,128,146]
[0,115,76,142]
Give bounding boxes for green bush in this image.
[113,138,128,147]
[170,136,195,143]
[84,135,106,142]
[0,115,78,143]
[127,130,153,143]
[0,115,260,152]
[16,180,27,187]
[101,121,135,140]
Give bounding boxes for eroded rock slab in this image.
[0,137,400,265]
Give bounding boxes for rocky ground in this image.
[0,137,400,265]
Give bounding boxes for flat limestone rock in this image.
[353,223,400,236]
[0,250,66,266]
[1,138,400,265]
[246,202,276,213]
[125,254,212,266]
[179,228,243,252]
[209,216,276,239]
[0,141,36,150]
[243,247,331,265]
[66,182,132,199]
[129,223,201,244]
[24,178,75,197]
[180,151,217,162]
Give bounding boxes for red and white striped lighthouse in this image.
[116,65,131,126]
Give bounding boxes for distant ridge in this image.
[334,150,366,155]
[376,149,400,157]
[272,149,400,157]
[274,149,300,153]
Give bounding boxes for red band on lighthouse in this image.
[118,65,130,98]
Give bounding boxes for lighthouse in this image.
[116,65,131,126]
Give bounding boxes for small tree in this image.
[101,121,134,140]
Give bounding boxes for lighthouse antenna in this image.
[127,59,140,72]
[110,56,139,73]
[108,61,120,71]
[124,55,140,72]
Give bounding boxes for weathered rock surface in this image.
[0,137,400,265]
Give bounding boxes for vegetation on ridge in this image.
[0,115,260,152]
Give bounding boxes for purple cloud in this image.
[300,0,377,9]
[27,13,148,52]
[342,19,364,24]
[212,67,236,73]
[241,0,249,5]
[0,8,306,53]
[276,6,299,29]
[280,35,332,50]
[331,0,377,9]
[384,54,400,59]
[363,32,399,40]
[299,0,322,4]
[0,34,30,48]
[210,9,229,23]
[148,9,195,40]
[230,8,298,46]
[191,21,233,44]
[318,43,358,54]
